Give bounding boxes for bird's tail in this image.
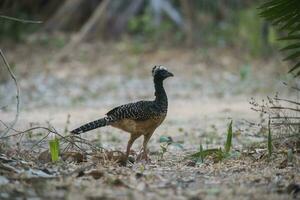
[71,117,111,134]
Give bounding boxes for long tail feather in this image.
[71,117,110,134]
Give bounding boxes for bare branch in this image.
[267,133,300,141]
[274,97,300,106]
[0,49,20,137]
[282,82,300,92]
[0,15,42,24]
[0,122,85,152]
[30,132,51,150]
[271,116,300,119]
[270,106,300,112]
[272,122,300,126]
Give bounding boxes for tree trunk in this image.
[55,0,110,60]
[41,0,64,20]
[111,0,144,37]
[72,0,110,41]
[180,0,196,46]
[43,0,99,32]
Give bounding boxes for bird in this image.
[71,65,174,162]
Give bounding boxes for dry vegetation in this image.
[0,37,299,200]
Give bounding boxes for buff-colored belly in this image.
[110,115,166,135]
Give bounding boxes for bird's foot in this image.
[136,152,151,163]
[118,151,136,166]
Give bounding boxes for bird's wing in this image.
[106,101,159,121]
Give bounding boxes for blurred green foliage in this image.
[238,8,265,55]
[127,8,180,45]
[127,5,277,56]
[128,9,156,37]
[0,0,282,58]
[259,0,300,76]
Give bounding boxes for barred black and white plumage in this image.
[71,100,167,134]
[70,65,174,163]
[70,117,112,134]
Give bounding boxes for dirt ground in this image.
[0,40,299,200]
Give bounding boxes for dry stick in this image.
[0,126,46,139]
[271,116,300,119]
[30,132,51,150]
[272,122,300,126]
[67,163,96,177]
[0,15,43,136]
[50,124,85,151]
[62,143,72,153]
[282,82,300,92]
[251,107,267,113]
[0,49,20,137]
[67,135,105,151]
[1,119,103,155]
[1,119,103,153]
[267,133,300,142]
[0,105,8,110]
[0,124,85,152]
[41,129,86,152]
[56,0,110,60]
[270,106,300,112]
[274,97,300,106]
[0,15,42,24]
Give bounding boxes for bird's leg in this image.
[125,134,139,161]
[141,133,152,162]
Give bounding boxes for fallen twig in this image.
[270,106,300,112]
[271,116,300,119]
[274,97,300,106]
[266,133,300,142]
[272,122,300,126]
[30,132,51,150]
[0,119,106,155]
[0,122,85,152]
[283,82,300,92]
[69,135,106,151]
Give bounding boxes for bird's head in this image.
[152,65,174,81]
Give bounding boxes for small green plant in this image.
[190,147,222,163]
[49,136,60,162]
[127,9,155,37]
[287,149,293,164]
[267,119,272,158]
[199,144,204,163]
[188,120,234,163]
[64,114,71,135]
[159,136,183,159]
[239,64,251,81]
[224,120,233,153]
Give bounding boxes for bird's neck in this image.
[154,78,168,111]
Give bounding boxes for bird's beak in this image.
[167,72,174,77]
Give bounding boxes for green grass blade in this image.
[280,43,300,51]
[49,137,60,162]
[259,0,300,77]
[278,34,300,40]
[224,120,233,153]
[199,144,204,163]
[288,62,300,73]
[190,148,220,159]
[287,149,293,163]
[268,119,272,158]
[283,50,300,61]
